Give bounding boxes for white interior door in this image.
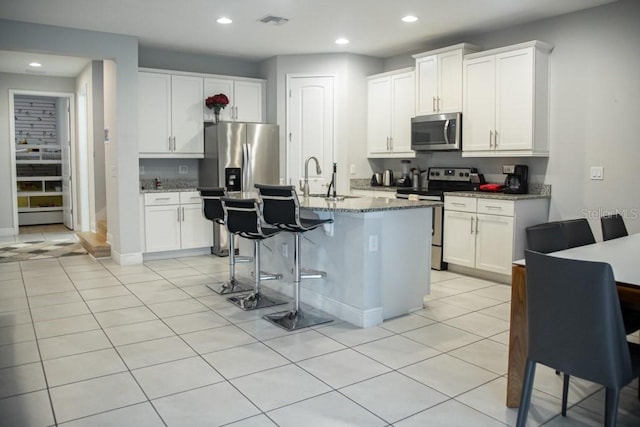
[287,75,334,195]
[60,98,74,229]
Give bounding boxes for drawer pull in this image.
[486,206,502,210]
[451,202,466,206]
[154,197,171,201]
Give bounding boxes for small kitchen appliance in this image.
[371,173,382,186]
[503,164,528,194]
[395,160,412,187]
[382,169,394,186]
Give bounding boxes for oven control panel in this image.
[428,167,477,182]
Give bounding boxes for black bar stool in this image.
[221,197,288,310]
[255,184,334,331]
[198,187,252,295]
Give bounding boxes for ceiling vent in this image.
[258,15,289,26]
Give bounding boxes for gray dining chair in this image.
[525,222,568,254]
[601,214,628,241]
[517,250,640,427]
[561,218,596,248]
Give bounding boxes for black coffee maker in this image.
[503,164,528,194]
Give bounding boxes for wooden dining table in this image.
[506,233,640,407]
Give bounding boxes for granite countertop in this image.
[300,196,442,213]
[350,178,551,201]
[445,191,549,201]
[141,187,198,194]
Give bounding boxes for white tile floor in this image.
[1,252,639,426]
[0,225,76,245]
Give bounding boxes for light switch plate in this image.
[590,166,604,180]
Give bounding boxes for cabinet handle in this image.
[432,97,436,112]
[182,207,185,222]
[154,197,171,201]
[389,137,393,150]
[451,202,465,206]
[470,217,474,234]
[168,136,172,151]
[173,136,177,151]
[494,130,498,147]
[486,205,502,210]
[489,130,494,148]
[177,207,181,222]
[475,216,479,233]
[235,106,238,120]
[437,97,441,112]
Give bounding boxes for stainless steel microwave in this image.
[411,112,461,151]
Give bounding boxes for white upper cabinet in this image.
[203,77,265,123]
[414,43,479,115]
[367,68,416,158]
[462,41,553,157]
[138,72,204,158]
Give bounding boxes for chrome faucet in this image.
[302,156,321,197]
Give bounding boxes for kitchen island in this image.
[236,195,441,327]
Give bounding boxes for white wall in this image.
[0,19,141,262]
[264,53,382,194]
[139,46,260,78]
[381,0,640,238]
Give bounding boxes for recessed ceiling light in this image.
[217,17,232,24]
[335,38,349,45]
[29,62,42,68]
[402,15,418,23]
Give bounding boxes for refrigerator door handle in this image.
[243,142,250,192]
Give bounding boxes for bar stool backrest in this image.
[254,184,302,230]
[221,198,263,238]
[198,187,226,224]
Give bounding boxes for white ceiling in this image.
[0,0,616,76]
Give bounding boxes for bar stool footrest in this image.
[235,256,253,264]
[207,280,253,295]
[301,268,326,279]
[228,293,288,311]
[264,310,332,331]
[250,271,283,281]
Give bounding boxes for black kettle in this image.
[371,173,382,186]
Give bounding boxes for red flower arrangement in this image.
[205,94,230,111]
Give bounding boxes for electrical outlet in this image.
[369,235,378,252]
[139,165,145,175]
[281,243,289,258]
[178,165,188,175]
[350,164,356,175]
[590,166,604,180]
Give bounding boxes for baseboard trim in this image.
[0,227,17,237]
[261,281,384,328]
[111,249,143,266]
[142,247,212,261]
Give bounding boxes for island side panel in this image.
[379,207,432,319]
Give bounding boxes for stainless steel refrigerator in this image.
[199,122,280,255]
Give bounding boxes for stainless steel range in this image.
[396,167,479,270]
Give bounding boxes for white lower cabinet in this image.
[443,195,548,276]
[143,192,212,253]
